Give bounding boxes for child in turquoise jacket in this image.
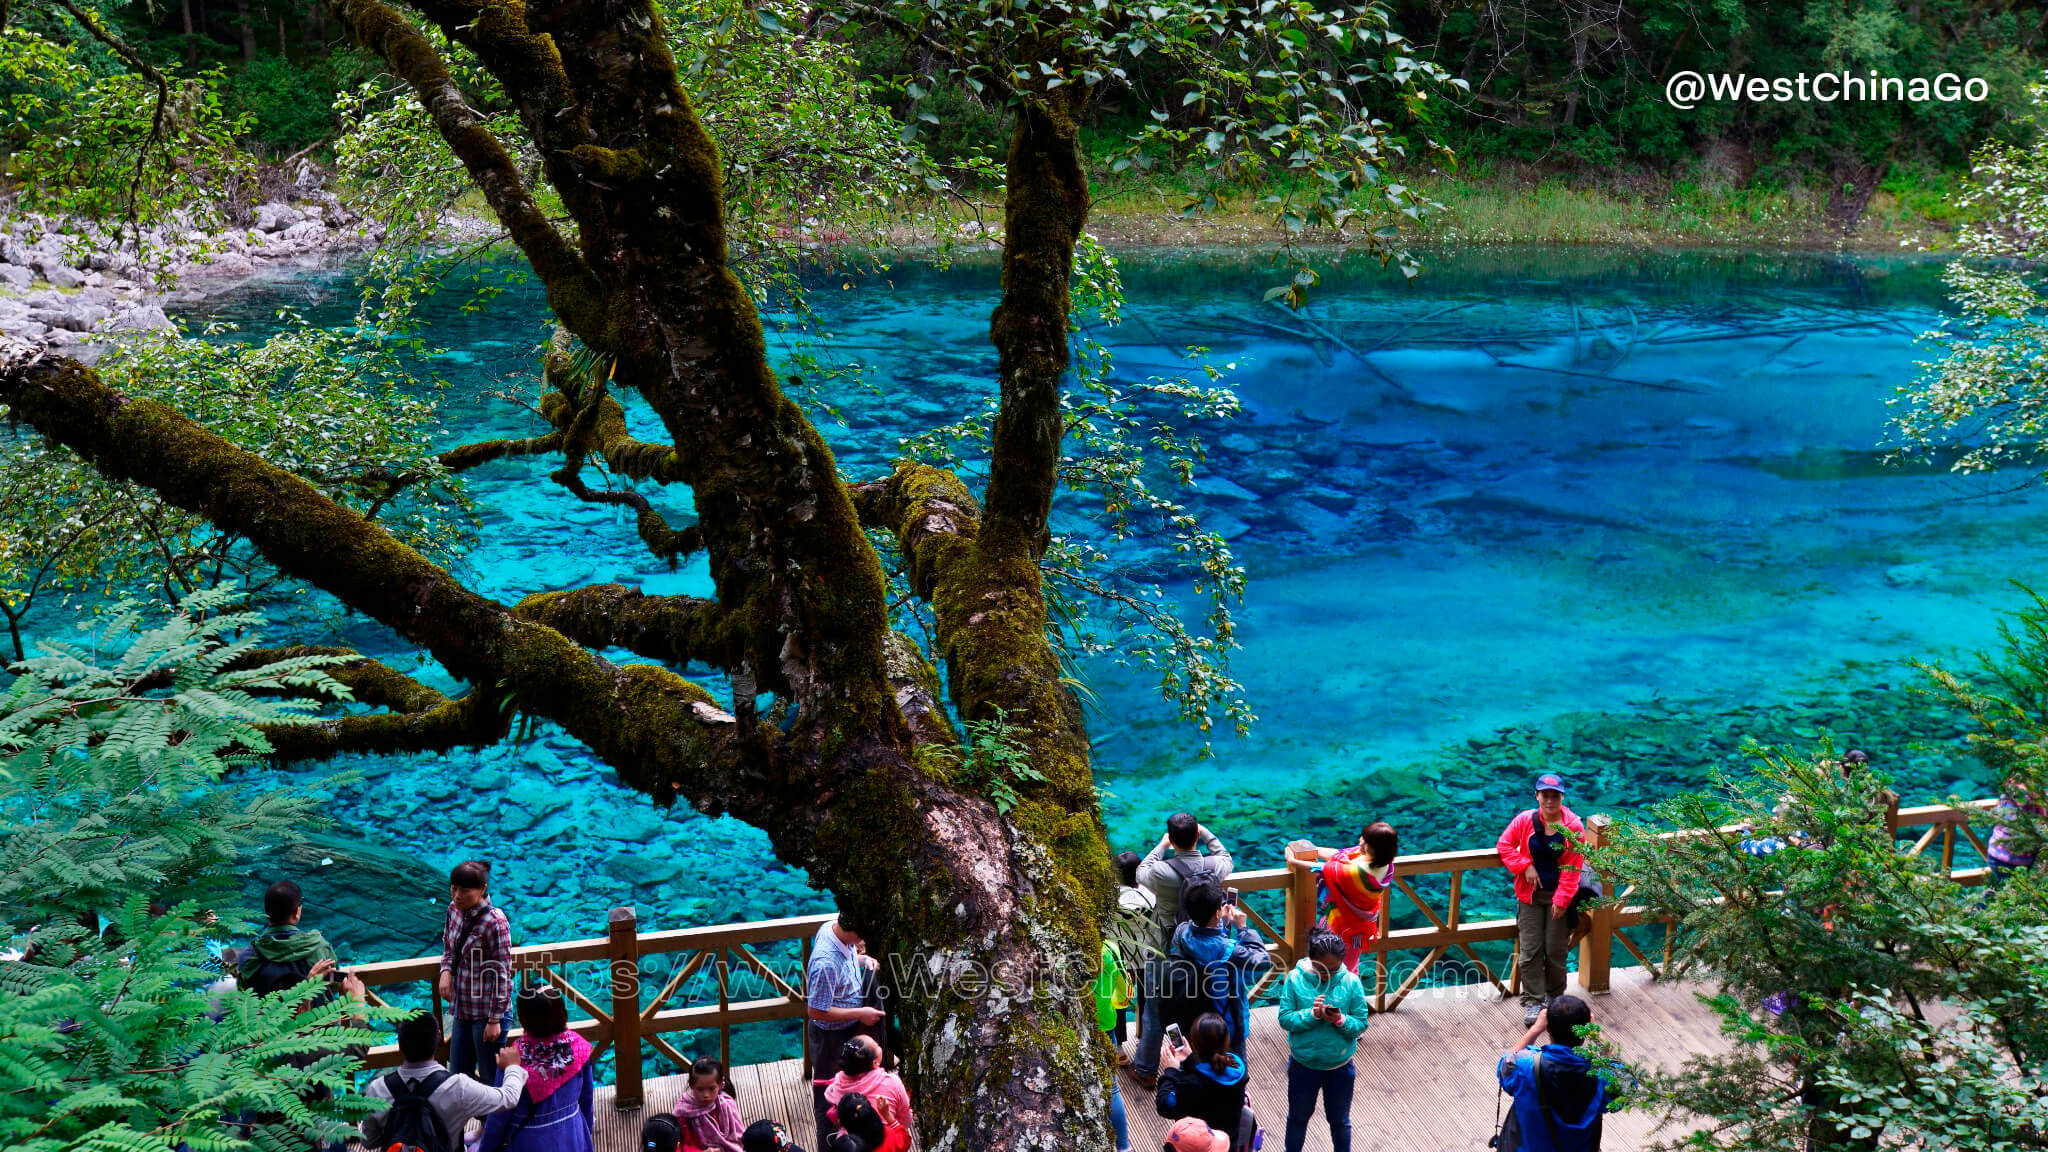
[1276,931,1369,1152]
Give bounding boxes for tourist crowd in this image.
[238,774,1626,1152]
[1106,772,1609,1152]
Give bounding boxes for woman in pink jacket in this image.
[1496,773,1584,1027]
[822,1035,914,1142]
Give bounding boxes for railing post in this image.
[609,907,643,1111]
[1881,790,1900,838]
[1577,814,1613,995]
[799,929,814,1081]
[1283,841,1318,967]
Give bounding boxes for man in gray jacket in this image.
[1129,812,1232,1089]
[361,1011,527,1149]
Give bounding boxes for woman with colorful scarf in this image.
[480,988,595,1152]
[1310,821,1399,974]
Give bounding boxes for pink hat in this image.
[1164,1117,1230,1152]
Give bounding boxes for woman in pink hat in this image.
[1496,773,1585,1027]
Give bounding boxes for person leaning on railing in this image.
[440,860,516,1084]
[1496,775,1585,1029]
[1291,821,1399,975]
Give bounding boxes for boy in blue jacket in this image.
[1276,930,1368,1152]
[1495,995,1610,1152]
[1168,880,1273,1058]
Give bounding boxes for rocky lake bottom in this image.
[32,243,2031,1071]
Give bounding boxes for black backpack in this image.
[244,952,314,996]
[1165,857,1206,928]
[1151,953,1213,1041]
[376,1069,454,1152]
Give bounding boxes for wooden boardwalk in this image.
[593,966,1723,1151]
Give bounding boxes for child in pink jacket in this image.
[673,1058,745,1152]
[821,1035,914,1141]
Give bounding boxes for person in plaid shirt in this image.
[439,859,515,1082]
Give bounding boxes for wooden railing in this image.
[350,909,829,1107]
[346,797,1999,1107]
[1238,797,1998,1013]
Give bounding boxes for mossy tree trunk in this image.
[0,0,1115,1145]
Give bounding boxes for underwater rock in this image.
[1204,512,1253,540]
[1193,475,1259,502]
[506,778,572,818]
[416,777,460,802]
[1239,465,1304,497]
[1302,486,1358,513]
[605,848,689,886]
[594,805,668,843]
[1884,563,1944,588]
[1218,432,1261,455]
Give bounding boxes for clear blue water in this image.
[48,244,2030,1061]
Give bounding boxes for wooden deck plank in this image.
[593,966,1726,1151]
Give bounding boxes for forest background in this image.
[29,0,2048,245]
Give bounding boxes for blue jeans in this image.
[449,1008,514,1084]
[1134,956,1167,1077]
[1109,1080,1131,1151]
[1284,1058,1354,1152]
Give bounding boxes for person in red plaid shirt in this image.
[438,859,515,1083]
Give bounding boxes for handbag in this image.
[1567,876,1605,917]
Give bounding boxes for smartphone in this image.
[1164,1023,1186,1052]
[1223,888,1239,905]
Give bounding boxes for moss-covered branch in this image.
[263,685,509,761]
[540,335,689,485]
[981,96,1090,559]
[853,461,1106,929]
[300,0,1118,1137]
[439,430,566,472]
[0,343,744,809]
[513,584,726,667]
[851,462,980,598]
[328,0,607,336]
[249,645,450,713]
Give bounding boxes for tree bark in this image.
[232,0,255,61]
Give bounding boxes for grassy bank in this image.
[436,155,1978,257]
[1066,155,1978,252]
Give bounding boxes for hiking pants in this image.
[1516,888,1572,1006]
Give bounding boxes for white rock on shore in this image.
[0,167,386,365]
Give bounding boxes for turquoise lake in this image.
[97,244,2038,1062]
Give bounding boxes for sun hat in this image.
[1533,772,1568,796]
[1164,1117,1231,1152]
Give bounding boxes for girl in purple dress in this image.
[480,987,595,1152]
